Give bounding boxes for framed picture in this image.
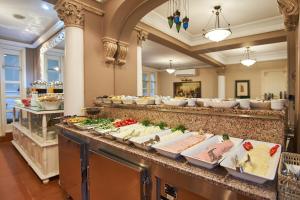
[173,81,201,98]
[235,80,250,98]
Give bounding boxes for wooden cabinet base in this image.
[12,124,58,183]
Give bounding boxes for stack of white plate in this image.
[236,99,250,109]
[271,99,286,110]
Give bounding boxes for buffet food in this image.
[113,118,137,128]
[37,94,63,110]
[62,113,284,185]
[112,125,162,143]
[64,116,88,126]
[111,96,123,104]
[135,97,155,105]
[122,96,137,104]
[220,140,282,184]
[181,135,243,169]
[163,98,188,107]
[153,132,213,159]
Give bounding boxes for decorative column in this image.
[216,67,226,99]
[55,0,84,116]
[136,28,148,96]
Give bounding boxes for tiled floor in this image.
[0,141,66,200]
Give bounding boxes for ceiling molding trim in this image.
[73,0,104,16]
[191,16,284,45]
[142,11,284,46]
[32,21,64,48]
[40,29,65,54]
[209,49,287,65]
[0,39,33,49]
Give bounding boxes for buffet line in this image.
[64,116,282,185]
[95,95,287,110]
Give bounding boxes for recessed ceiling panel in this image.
[0,0,60,43]
[154,0,281,35]
[142,40,209,69]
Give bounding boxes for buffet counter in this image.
[98,104,286,145]
[57,124,277,200]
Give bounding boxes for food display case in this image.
[11,105,63,183]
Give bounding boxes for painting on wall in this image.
[173,81,201,98]
[235,80,250,98]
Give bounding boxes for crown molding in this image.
[142,11,284,46]
[32,21,64,48]
[0,39,32,49]
[208,49,287,65]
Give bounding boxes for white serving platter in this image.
[111,125,161,144]
[152,132,213,159]
[220,139,282,184]
[130,129,172,150]
[181,135,243,169]
[107,123,141,139]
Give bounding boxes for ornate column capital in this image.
[102,37,118,64]
[277,0,299,31]
[55,0,84,29]
[135,27,149,46]
[116,41,129,66]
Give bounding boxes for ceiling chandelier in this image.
[166,60,176,74]
[167,0,190,33]
[203,5,231,42]
[241,47,256,67]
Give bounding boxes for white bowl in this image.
[187,98,197,107]
[236,99,250,109]
[39,101,62,110]
[164,99,187,107]
[206,100,238,108]
[271,99,286,110]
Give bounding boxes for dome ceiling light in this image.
[241,47,256,67]
[166,60,176,74]
[203,5,232,42]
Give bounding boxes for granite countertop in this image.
[97,103,285,120]
[57,124,277,200]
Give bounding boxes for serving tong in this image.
[123,130,140,141]
[233,154,252,173]
[142,135,160,146]
[208,148,221,162]
[281,162,300,181]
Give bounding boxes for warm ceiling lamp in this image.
[241,47,256,67]
[166,60,176,74]
[203,5,231,42]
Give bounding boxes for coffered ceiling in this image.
[141,0,286,69]
[142,40,208,69]
[0,0,60,44]
[142,0,284,46]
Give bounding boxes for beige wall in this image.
[225,59,287,99]
[84,11,114,106]
[84,11,138,106]
[157,68,218,98]
[114,33,138,96]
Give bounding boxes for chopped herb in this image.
[141,119,151,127]
[172,124,186,133]
[222,134,230,140]
[156,122,167,130]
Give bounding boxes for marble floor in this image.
[0,141,66,200]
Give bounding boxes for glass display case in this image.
[11,105,63,183]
